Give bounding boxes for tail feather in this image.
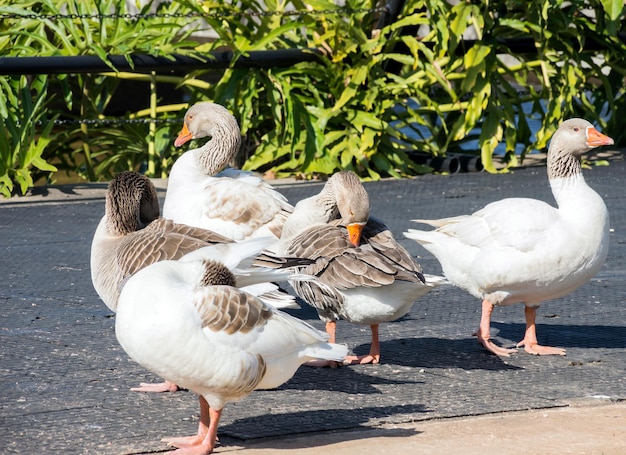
[424,274,449,287]
[241,283,301,310]
[180,237,276,270]
[303,342,349,363]
[403,228,436,245]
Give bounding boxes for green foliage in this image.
[0,0,625,195]
[202,0,626,176]
[0,75,58,197]
[0,0,207,189]
[208,0,433,179]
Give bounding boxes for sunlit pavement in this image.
[2,152,625,454]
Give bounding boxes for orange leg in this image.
[516,306,566,356]
[473,299,517,357]
[304,320,342,367]
[131,380,179,393]
[162,395,221,454]
[325,320,337,343]
[345,324,381,365]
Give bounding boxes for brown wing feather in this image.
[116,218,232,280]
[193,285,273,335]
[285,222,424,320]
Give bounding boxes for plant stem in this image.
[80,76,96,182]
[147,71,157,177]
[99,72,211,89]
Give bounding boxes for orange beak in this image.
[586,127,614,148]
[174,122,193,147]
[346,222,365,247]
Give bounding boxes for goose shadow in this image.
[284,304,522,372]
[277,357,425,394]
[350,336,523,371]
[491,321,626,349]
[218,402,428,443]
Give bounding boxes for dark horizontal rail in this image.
[0,48,323,75]
[2,33,625,76]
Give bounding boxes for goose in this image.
[404,118,614,356]
[91,171,230,314]
[115,246,348,455]
[90,171,303,392]
[162,102,293,241]
[273,170,445,365]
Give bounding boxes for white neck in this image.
[550,173,608,231]
[280,189,338,243]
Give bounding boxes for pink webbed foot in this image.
[163,442,215,455]
[473,332,518,357]
[344,324,382,364]
[162,435,203,448]
[162,396,221,454]
[131,380,180,393]
[344,353,380,365]
[473,299,518,357]
[516,339,566,356]
[518,306,566,356]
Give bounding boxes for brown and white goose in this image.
[162,102,293,241]
[91,171,302,392]
[274,170,445,365]
[90,171,231,314]
[115,247,348,455]
[404,118,614,356]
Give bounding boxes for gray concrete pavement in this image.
[226,401,626,454]
[1,151,625,454]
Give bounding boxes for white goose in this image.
[115,245,348,455]
[404,118,614,356]
[91,171,302,392]
[274,170,445,365]
[163,102,293,241]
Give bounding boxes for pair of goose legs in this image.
[156,395,220,455]
[313,299,567,367]
[475,299,566,357]
[305,321,381,367]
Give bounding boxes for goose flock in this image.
[90,103,614,454]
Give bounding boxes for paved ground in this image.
[1,150,625,454]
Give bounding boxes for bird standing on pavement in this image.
[115,244,348,455]
[404,118,614,356]
[274,170,445,365]
[91,171,301,392]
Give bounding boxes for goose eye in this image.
[573,127,580,132]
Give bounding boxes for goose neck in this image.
[196,125,241,175]
[547,147,583,181]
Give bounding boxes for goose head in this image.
[105,171,160,236]
[198,259,237,287]
[547,118,614,179]
[174,102,242,175]
[326,171,370,247]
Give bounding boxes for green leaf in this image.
[599,0,624,21]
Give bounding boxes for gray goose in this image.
[91,171,302,391]
[274,170,445,365]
